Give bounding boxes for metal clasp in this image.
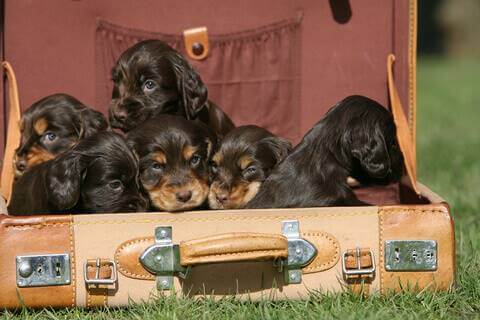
[84,258,117,286]
[342,248,376,277]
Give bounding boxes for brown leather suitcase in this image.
[0,0,454,308]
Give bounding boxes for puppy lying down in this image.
[8,132,147,215]
[247,95,404,208]
[14,93,108,177]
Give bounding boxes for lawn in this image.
[2,58,479,319]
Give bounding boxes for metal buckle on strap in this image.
[342,248,376,277]
[84,258,117,286]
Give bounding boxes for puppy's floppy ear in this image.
[259,136,292,164]
[46,153,85,211]
[80,109,108,138]
[351,126,391,179]
[169,52,208,119]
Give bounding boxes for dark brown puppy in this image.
[208,125,292,209]
[8,132,147,215]
[14,93,108,177]
[247,95,404,208]
[109,39,234,137]
[127,115,216,212]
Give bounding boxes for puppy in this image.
[8,132,147,215]
[14,93,108,177]
[109,39,234,137]
[247,95,404,208]
[208,125,292,209]
[127,115,216,212]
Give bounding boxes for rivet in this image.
[18,261,33,278]
[289,272,298,281]
[161,279,169,287]
[155,255,163,262]
[159,229,167,238]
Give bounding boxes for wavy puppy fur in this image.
[127,115,216,212]
[14,93,108,177]
[247,95,404,209]
[8,132,148,215]
[109,39,234,137]
[209,125,292,209]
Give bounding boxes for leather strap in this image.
[344,248,374,296]
[85,259,113,308]
[183,27,209,60]
[387,54,419,194]
[1,61,21,205]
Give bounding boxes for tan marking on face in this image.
[26,145,55,168]
[118,82,126,97]
[183,145,198,161]
[205,139,213,158]
[208,181,261,210]
[153,151,167,164]
[19,119,25,132]
[146,173,209,212]
[212,152,222,165]
[238,155,254,170]
[33,118,48,135]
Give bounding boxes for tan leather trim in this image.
[115,237,155,280]
[387,54,419,194]
[408,0,418,166]
[183,27,209,60]
[379,205,455,293]
[179,233,288,266]
[0,214,76,308]
[1,62,22,204]
[301,231,339,273]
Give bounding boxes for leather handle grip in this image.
[178,232,288,266]
[1,62,22,205]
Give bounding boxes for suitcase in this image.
[0,0,455,308]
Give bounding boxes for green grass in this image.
[2,58,480,319]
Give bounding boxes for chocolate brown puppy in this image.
[109,39,234,137]
[127,115,216,212]
[9,132,147,215]
[14,93,108,177]
[247,95,404,208]
[208,125,291,209]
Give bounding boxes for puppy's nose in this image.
[176,190,192,203]
[15,159,27,172]
[216,193,228,204]
[114,111,127,123]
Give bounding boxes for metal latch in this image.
[16,254,71,287]
[278,220,317,284]
[385,240,437,271]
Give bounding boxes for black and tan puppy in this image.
[127,115,216,212]
[247,95,404,208]
[14,93,108,177]
[109,39,234,137]
[8,132,147,215]
[208,125,292,209]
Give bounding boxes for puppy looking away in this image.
[9,132,148,215]
[208,125,292,209]
[247,95,405,209]
[127,115,216,212]
[14,93,108,177]
[109,39,234,137]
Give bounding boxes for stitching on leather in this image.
[69,219,76,307]
[5,222,70,229]
[181,234,286,248]
[379,208,385,294]
[301,232,340,272]
[115,237,155,279]
[182,249,287,264]
[408,0,416,138]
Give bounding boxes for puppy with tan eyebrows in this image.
[208,125,292,209]
[127,115,216,212]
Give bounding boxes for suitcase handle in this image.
[178,232,289,266]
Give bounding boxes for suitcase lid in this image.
[0,0,419,201]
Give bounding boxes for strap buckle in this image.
[84,258,117,286]
[342,248,376,277]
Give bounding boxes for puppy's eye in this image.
[190,155,201,166]
[143,80,157,93]
[152,162,164,171]
[109,180,123,191]
[43,132,57,143]
[243,166,257,178]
